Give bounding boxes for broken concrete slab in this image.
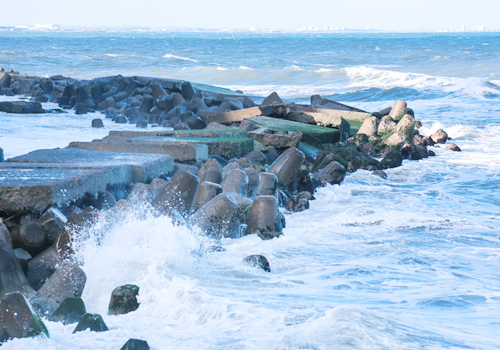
[247,128,300,148]
[206,104,289,124]
[0,168,106,214]
[248,116,340,145]
[6,148,174,184]
[310,95,368,113]
[107,128,247,139]
[68,139,208,163]
[131,136,253,160]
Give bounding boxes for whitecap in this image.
[163,53,199,62]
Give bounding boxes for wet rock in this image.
[11,222,46,256]
[75,103,87,115]
[139,95,154,114]
[181,81,196,101]
[0,147,3,162]
[413,134,433,146]
[401,141,413,159]
[108,284,140,316]
[37,261,86,306]
[267,147,305,187]
[50,297,86,325]
[152,170,199,217]
[120,339,151,350]
[221,169,248,196]
[73,313,108,333]
[356,116,378,136]
[446,143,461,152]
[378,115,396,134]
[190,193,240,238]
[136,119,148,128]
[127,183,154,204]
[13,248,31,274]
[380,149,403,169]
[315,161,346,185]
[0,292,48,342]
[255,172,278,197]
[286,194,310,212]
[0,101,44,114]
[115,115,128,123]
[372,170,388,179]
[192,181,222,213]
[264,146,279,164]
[431,129,448,144]
[244,167,260,198]
[411,145,429,160]
[246,196,282,240]
[389,100,407,121]
[91,118,104,128]
[243,255,271,272]
[0,242,35,298]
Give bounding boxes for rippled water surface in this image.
[1,32,499,349]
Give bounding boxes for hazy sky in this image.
[1,0,498,31]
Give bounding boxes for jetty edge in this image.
[0,70,458,344]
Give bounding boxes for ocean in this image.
[1,31,499,349]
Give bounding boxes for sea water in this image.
[0,31,499,349]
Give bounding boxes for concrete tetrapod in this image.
[255,172,278,197]
[152,170,199,217]
[192,181,223,213]
[246,195,282,240]
[195,158,223,184]
[36,261,86,306]
[220,169,248,196]
[267,147,305,187]
[0,242,36,299]
[190,193,240,238]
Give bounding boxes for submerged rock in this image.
[243,255,271,272]
[108,284,140,315]
[50,297,86,325]
[73,313,108,333]
[120,338,151,350]
[446,143,461,152]
[0,292,49,343]
[431,129,448,144]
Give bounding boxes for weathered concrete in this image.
[190,193,240,238]
[36,261,87,306]
[247,128,300,148]
[248,116,340,145]
[192,181,222,212]
[7,148,174,184]
[310,95,367,112]
[267,147,305,187]
[206,104,289,124]
[69,139,208,163]
[0,167,106,214]
[246,195,282,240]
[152,170,199,217]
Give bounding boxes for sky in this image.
[0,0,498,31]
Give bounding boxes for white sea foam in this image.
[163,53,199,62]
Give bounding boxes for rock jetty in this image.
[0,70,460,344]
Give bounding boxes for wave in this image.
[0,50,18,56]
[163,53,199,62]
[103,53,135,59]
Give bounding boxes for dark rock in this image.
[243,255,270,272]
[261,92,283,105]
[411,145,429,160]
[74,103,87,115]
[181,81,196,101]
[120,339,151,350]
[50,297,86,325]
[136,119,148,128]
[151,83,167,100]
[0,292,48,342]
[246,196,282,240]
[187,115,206,130]
[446,143,461,152]
[91,118,104,128]
[173,122,190,130]
[11,222,46,255]
[380,149,403,169]
[431,129,448,144]
[372,170,388,179]
[244,167,260,198]
[0,147,3,162]
[315,161,346,185]
[115,115,128,124]
[108,284,140,315]
[0,242,35,298]
[40,207,67,245]
[286,194,310,212]
[139,95,154,114]
[240,119,258,131]
[13,248,31,274]
[73,313,108,333]
[0,101,44,114]
[243,150,266,165]
[264,146,279,164]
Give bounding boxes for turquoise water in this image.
[1,32,499,349]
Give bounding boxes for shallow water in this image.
[1,31,499,349]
